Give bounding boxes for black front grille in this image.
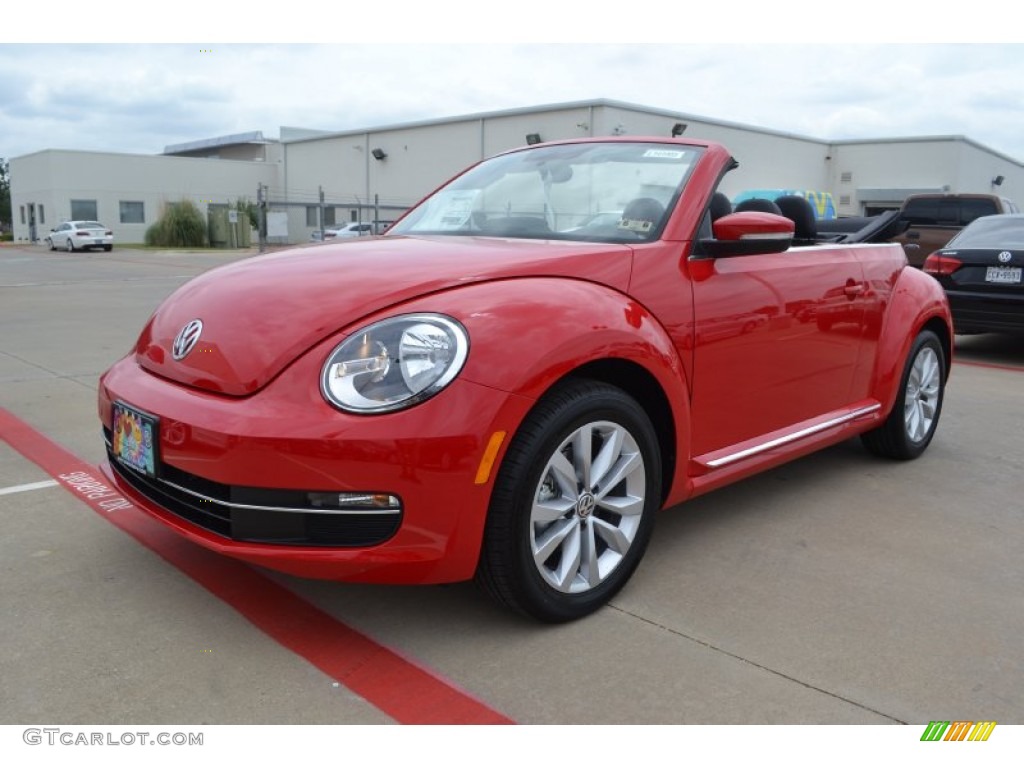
[104,430,401,547]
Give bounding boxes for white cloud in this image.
[1,42,1023,162]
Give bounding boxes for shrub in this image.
[145,200,208,247]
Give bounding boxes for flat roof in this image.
[164,131,273,155]
[278,98,1023,167]
[278,98,828,148]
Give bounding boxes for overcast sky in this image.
[3,6,1023,163]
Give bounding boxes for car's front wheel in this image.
[861,329,945,460]
[476,379,661,622]
[65,238,75,253]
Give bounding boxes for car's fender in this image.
[869,266,953,414]
[391,277,693,504]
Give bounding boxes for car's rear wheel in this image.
[103,245,112,252]
[861,329,945,460]
[476,379,660,622]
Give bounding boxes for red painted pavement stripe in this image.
[0,407,514,725]
[956,360,1024,373]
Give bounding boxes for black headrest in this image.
[734,198,783,215]
[710,192,732,221]
[620,198,665,236]
[622,197,665,223]
[774,195,818,241]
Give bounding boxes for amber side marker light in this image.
[475,431,508,485]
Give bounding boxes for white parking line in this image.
[0,479,59,496]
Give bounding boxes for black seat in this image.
[774,195,818,244]
[734,198,783,215]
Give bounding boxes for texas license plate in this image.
[94,239,103,245]
[111,401,158,477]
[985,266,1022,284]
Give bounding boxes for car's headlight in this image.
[320,314,469,413]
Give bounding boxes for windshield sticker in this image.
[642,149,687,159]
[416,189,480,230]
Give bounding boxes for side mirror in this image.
[699,211,794,258]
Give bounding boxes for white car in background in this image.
[47,221,113,252]
[311,221,394,241]
[325,222,375,239]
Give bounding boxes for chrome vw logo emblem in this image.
[576,492,596,519]
[998,251,1012,263]
[172,319,203,360]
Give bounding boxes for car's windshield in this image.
[389,141,702,243]
[948,216,1024,249]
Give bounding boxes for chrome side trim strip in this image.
[706,404,882,469]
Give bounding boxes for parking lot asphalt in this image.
[1,243,1022,726]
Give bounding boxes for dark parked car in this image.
[924,214,1024,334]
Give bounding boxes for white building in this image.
[10,99,1023,245]
[10,143,280,245]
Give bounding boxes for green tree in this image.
[0,158,11,231]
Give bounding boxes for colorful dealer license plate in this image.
[112,401,158,477]
[985,266,1022,284]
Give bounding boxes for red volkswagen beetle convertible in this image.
[99,138,952,621]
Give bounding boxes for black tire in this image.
[65,238,75,253]
[103,245,112,252]
[476,379,661,622]
[861,329,945,460]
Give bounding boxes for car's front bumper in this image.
[98,354,532,584]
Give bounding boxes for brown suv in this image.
[893,193,1019,267]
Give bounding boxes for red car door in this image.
[689,248,868,457]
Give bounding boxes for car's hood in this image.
[134,235,633,395]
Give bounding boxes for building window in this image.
[120,201,145,223]
[71,199,98,221]
[324,207,337,227]
[39,205,45,224]
[20,205,25,224]
[306,206,318,227]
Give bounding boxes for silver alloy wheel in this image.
[530,420,646,593]
[65,237,74,252]
[903,346,940,443]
